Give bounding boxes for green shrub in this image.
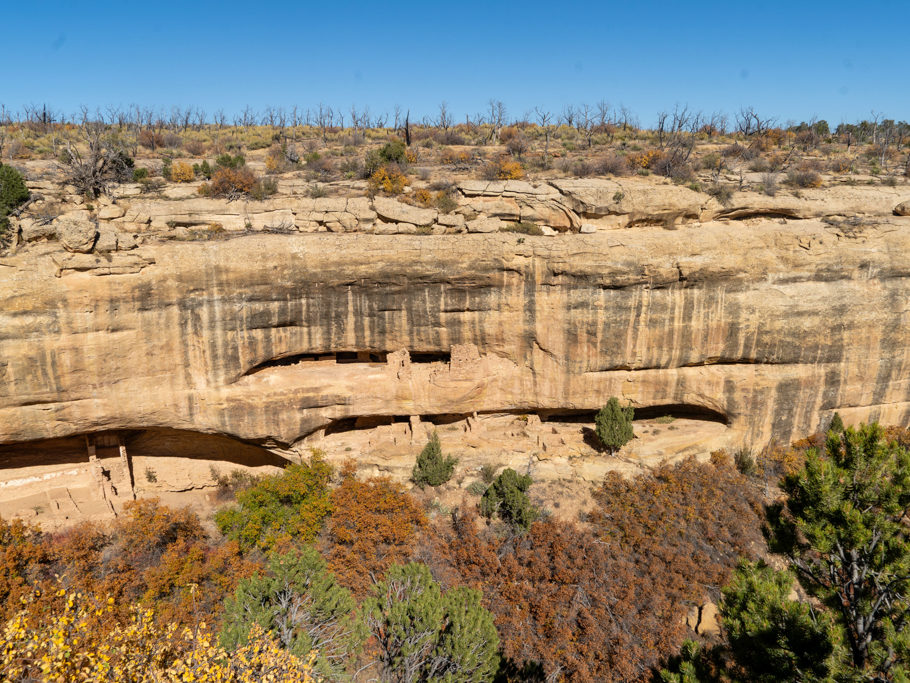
[160,157,173,180]
[412,432,457,489]
[379,140,407,164]
[363,140,408,178]
[733,447,756,476]
[249,176,278,201]
[132,167,149,182]
[0,164,29,246]
[221,547,363,677]
[214,457,333,552]
[594,397,634,454]
[480,468,538,531]
[192,160,213,179]
[215,153,245,169]
[365,563,500,682]
[467,481,487,496]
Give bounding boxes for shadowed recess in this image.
[0,428,289,471]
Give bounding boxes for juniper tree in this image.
[220,546,363,678]
[595,397,634,454]
[412,432,457,489]
[364,562,499,683]
[480,468,538,532]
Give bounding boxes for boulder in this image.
[580,224,598,234]
[895,201,910,216]
[518,198,578,230]
[346,197,377,222]
[97,204,126,220]
[19,218,56,243]
[56,219,98,253]
[95,227,119,252]
[372,197,436,226]
[437,213,465,228]
[466,217,504,233]
[462,196,522,220]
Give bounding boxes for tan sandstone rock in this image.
[372,197,436,226]
[1,221,907,457]
[56,219,97,253]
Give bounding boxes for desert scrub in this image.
[480,157,525,180]
[249,176,278,200]
[199,167,257,198]
[706,182,735,207]
[787,163,823,188]
[500,221,543,235]
[170,161,195,182]
[368,165,409,195]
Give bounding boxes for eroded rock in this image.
[56,219,97,253]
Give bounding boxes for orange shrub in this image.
[0,518,45,621]
[440,148,471,165]
[199,167,257,197]
[480,157,525,180]
[324,465,426,597]
[171,162,195,183]
[498,126,520,143]
[138,129,165,150]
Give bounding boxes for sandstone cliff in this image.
[2,219,908,458]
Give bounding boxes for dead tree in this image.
[59,119,134,197]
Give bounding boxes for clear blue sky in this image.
[2,0,907,127]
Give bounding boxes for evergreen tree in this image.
[594,397,634,454]
[220,546,362,678]
[480,468,538,532]
[411,432,457,489]
[766,423,910,677]
[365,562,499,683]
[719,560,839,682]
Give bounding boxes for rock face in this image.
[56,219,97,253]
[1,220,908,458]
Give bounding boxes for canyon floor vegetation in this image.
[2,420,908,680]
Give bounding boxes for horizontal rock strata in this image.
[1,220,908,456]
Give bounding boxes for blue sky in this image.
[2,0,907,127]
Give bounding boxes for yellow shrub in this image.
[171,162,195,183]
[404,148,418,163]
[265,154,282,173]
[497,159,525,180]
[369,166,410,195]
[414,188,433,206]
[628,150,660,169]
[0,590,322,682]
